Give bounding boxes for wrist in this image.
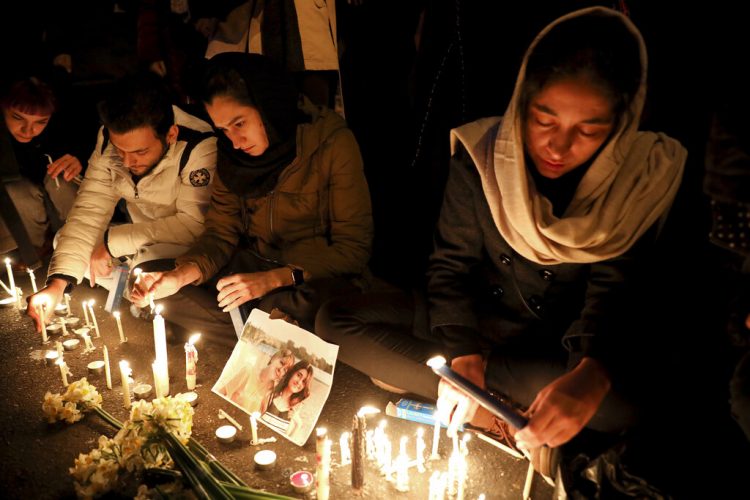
[174,262,201,288]
[450,354,486,387]
[577,357,611,392]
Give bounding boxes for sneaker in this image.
[465,416,524,459]
[369,377,408,395]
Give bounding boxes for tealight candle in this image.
[290,470,314,494]
[54,303,68,316]
[87,360,105,375]
[216,425,237,444]
[133,384,153,400]
[177,391,199,407]
[253,450,277,470]
[74,327,91,337]
[44,350,59,366]
[62,339,80,351]
[46,323,63,334]
[64,316,80,327]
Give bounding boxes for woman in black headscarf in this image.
[133,53,372,342]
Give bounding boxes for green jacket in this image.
[178,103,373,286]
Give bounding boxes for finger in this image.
[217,283,246,305]
[221,291,250,312]
[448,397,471,437]
[89,262,97,287]
[216,274,240,291]
[516,408,555,449]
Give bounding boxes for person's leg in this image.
[43,175,78,230]
[315,290,443,400]
[731,350,750,441]
[4,178,49,247]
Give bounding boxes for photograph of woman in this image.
[260,360,313,439]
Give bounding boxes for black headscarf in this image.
[202,53,305,197]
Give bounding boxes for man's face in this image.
[109,126,170,177]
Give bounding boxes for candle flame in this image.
[251,411,260,419]
[357,406,380,417]
[188,333,201,345]
[31,294,50,308]
[155,304,164,315]
[88,299,95,306]
[55,357,64,366]
[120,360,130,369]
[133,268,142,276]
[316,427,327,437]
[4,257,10,264]
[462,433,471,443]
[417,427,425,437]
[113,311,120,318]
[426,356,447,369]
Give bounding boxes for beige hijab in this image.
[451,7,687,265]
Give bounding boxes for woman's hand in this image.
[47,154,82,181]
[216,268,291,312]
[436,354,485,437]
[514,357,611,449]
[130,264,200,306]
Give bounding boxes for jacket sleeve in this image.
[287,128,373,279]
[175,169,244,283]
[106,138,217,258]
[427,147,486,358]
[47,128,120,282]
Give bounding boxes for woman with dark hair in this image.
[316,6,686,464]
[261,360,313,436]
[132,53,372,343]
[1,77,82,267]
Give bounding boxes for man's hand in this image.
[436,354,485,437]
[47,154,82,182]
[130,263,201,307]
[216,268,290,312]
[89,243,113,287]
[26,279,67,332]
[515,357,611,449]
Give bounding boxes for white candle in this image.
[339,432,351,465]
[152,305,169,391]
[87,300,100,338]
[152,361,163,398]
[37,304,48,343]
[0,277,11,296]
[56,358,69,387]
[103,346,112,390]
[45,155,60,189]
[315,428,331,500]
[82,300,90,326]
[55,341,64,359]
[395,436,410,492]
[113,311,126,343]
[250,411,260,445]
[59,315,68,336]
[82,332,94,351]
[64,293,71,316]
[416,427,426,472]
[120,360,132,409]
[15,287,23,309]
[431,412,441,460]
[185,333,200,390]
[365,430,375,460]
[27,268,37,293]
[4,258,16,300]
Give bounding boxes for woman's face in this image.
[524,78,615,179]
[288,368,308,394]
[206,96,269,156]
[267,356,292,384]
[2,106,51,143]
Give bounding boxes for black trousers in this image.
[315,289,639,434]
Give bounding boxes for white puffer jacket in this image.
[48,106,217,283]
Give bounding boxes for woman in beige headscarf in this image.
[316,6,686,455]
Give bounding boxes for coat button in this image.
[490,285,504,298]
[539,269,554,281]
[500,253,512,265]
[528,295,545,316]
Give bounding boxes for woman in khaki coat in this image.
[133,53,372,343]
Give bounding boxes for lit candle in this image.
[427,356,527,430]
[185,333,200,390]
[430,411,441,460]
[44,350,59,366]
[0,277,11,296]
[253,449,277,470]
[4,258,16,300]
[382,437,393,479]
[152,305,169,393]
[152,360,165,398]
[316,428,331,500]
[395,436,410,492]
[87,300,100,338]
[37,303,48,343]
[352,406,378,491]
[55,341,64,359]
[365,430,375,460]
[59,315,68,336]
[375,420,387,469]
[113,311,126,343]
[120,360,132,409]
[27,268,37,293]
[103,346,112,390]
[339,432,351,466]
[81,332,94,351]
[250,411,260,445]
[15,287,22,309]
[56,358,69,387]
[82,300,90,326]
[416,427,426,472]
[216,425,237,444]
[64,293,71,317]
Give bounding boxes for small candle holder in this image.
[133,384,153,400]
[62,339,80,351]
[290,470,314,494]
[46,323,63,334]
[253,450,277,470]
[54,303,69,316]
[73,327,90,337]
[216,425,237,444]
[44,350,60,366]
[64,316,80,327]
[177,391,199,407]
[87,360,105,375]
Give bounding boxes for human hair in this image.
[201,64,255,108]
[268,349,294,368]
[519,12,641,132]
[274,360,313,408]
[97,72,174,138]
[1,77,56,116]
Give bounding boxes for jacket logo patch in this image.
[189,168,211,187]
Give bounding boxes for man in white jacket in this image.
[27,73,217,330]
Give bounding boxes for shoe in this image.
[369,377,408,395]
[465,416,524,459]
